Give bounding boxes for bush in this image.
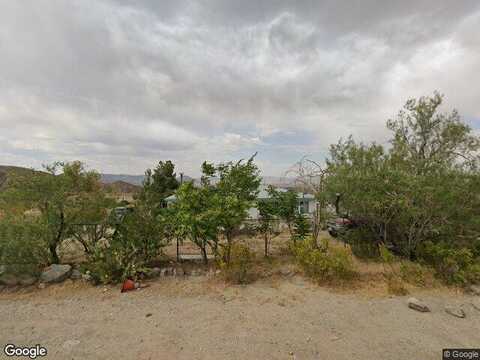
[221,243,255,284]
[418,241,480,285]
[399,261,433,287]
[0,216,50,276]
[294,238,356,283]
[343,227,380,259]
[83,206,170,284]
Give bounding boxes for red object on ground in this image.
[121,279,136,293]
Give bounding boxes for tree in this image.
[173,181,218,265]
[139,160,179,215]
[257,198,278,257]
[210,155,261,262]
[325,93,480,259]
[293,212,311,243]
[268,187,298,238]
[290,157,329,246]
[387,91,480,174]
[2,161,107,263]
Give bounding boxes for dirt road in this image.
[1,275,479,360]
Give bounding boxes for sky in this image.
[1,0,479,177]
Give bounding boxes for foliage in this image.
[294,238,356,283]
[342,226,380,259]
[173,156,261,264]
[292,213,311,243]
[325,93,480,260]
[1,161,109,264]
[209,155,261,262]
[173,181,218,264]
[138,160,179,215]
[220,242,256,284]
[268,187,298,237]
[83,205,171,284]
[399,261,433,287]
[418,241,480,285]
[0,215,50,276]
[256,198,278,257]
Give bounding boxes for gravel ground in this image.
[1,275,479,360]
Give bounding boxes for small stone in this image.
[40,264,72,283]
[82,273,92,282]
[70,269,82,280]
[407,297,430,312]
[146,313,152,317]
[445,306,466,318]
[215,270,221,275]
[468,285,480,296]
[38,283,46,289]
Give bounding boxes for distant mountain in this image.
[0,165,42,191]
[100,173,193,186]
[103,180,142,194]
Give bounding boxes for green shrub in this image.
[83,206,169,284]
[221,243,255,284]
[0,216,50,276]
[386,274,409,295]
[294,238,356,283]
[418,241,480,285]
[399,261,432,287]
[343,227,380,259]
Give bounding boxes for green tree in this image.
[325,93,480,259]
[293,212,311,243]
[257,198,278,257]
[139,160,179,215]
[2,161,105,264]
[210,155,261,262]
[268,187,298,238]
[173,181,218,265]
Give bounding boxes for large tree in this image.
[326,93,480,258]
[2,161,107,263]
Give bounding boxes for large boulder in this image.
[407,297,430,312]
[40,264,72,283]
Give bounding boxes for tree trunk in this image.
[50,212,65,264]
[201,241,208,265]
[264,233,269,257]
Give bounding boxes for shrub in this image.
[0,216,50,276]
[399,261,434,287]
[343,227,380,259]
[294,238,356,283]
[417,241,480,285]
[221,243,255,284]
[386,275,409,295]
[83,206,170,284]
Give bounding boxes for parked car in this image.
[327,217,356,237]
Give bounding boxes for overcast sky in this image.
[1,1,479,176]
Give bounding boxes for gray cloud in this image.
[1,0,479,176]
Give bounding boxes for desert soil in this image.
[1,274,479,360]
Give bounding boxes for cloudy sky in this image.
[1,1,479,176]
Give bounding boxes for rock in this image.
[445,306,466,318]
[280,268,293,277]
[19,276,37,286]
[40,264,72,283]
[0,273,20,286]
[407,297,430,312]
[82,273,92,282]
[468,285,480,296]
[38,283,46,289]
[70,269,82,280]
[145,313,152,317]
